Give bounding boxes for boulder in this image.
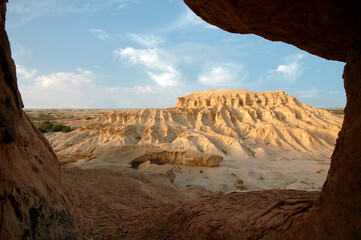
[131,149,223,168]
[138,162,176,183]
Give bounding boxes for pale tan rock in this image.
[138,160,151,170]
[234,177,244,189]
[48,90,342,165]
[131,149,223,167]
[139,164,176,183]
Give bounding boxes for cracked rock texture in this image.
[0,1,80,239]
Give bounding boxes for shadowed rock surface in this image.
[115,190,319,240]
[0,1,80,239]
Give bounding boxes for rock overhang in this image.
[184,0,361,62]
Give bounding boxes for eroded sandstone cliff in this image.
[48,90,342,166]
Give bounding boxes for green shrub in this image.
[52,124,66,132]
[62,126,72,133]
[38,126,48,133]
[37,121,72,133]
[324,108,344,115]
[42,121,53,131]
[330,109,344,115]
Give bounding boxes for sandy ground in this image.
[62,167,319,239]
[65,146,330,193]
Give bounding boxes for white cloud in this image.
[114,47,180,86]
[161,8,216,32]
[20,70,193,108]
[115,47,159,67]
[8,0,95,27]
[16,65,37,80]
[295,88,319,99]
[127,33,163,48]
[18,66,183,108]
[24,68,92,90]
[11,41,32,60]
[19,69,97,108]
[106,85,152,94]
[269,53,304,82]
[198,64,247,87]
[7,0,141,27]
[101,84,187,108]
[90,29,112,41]
[168,42,220,63]
[329,90,343,94]
[107,0,141,10]
[290,88,346,108]
[147,69,179,87]
[174,9,204,27]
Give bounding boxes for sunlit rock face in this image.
[176,90,293,108]
[0,2,81,239]
[47,89,342,166]
[169,0,361,238]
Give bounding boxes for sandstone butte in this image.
[47,89,341,169]
[1,0,361,240]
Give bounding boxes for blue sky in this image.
[7,0,346,108]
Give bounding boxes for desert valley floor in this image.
[24,90,343,239]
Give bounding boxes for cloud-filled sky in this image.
[7,0,346,108]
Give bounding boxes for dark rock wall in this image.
[314,41,361,238]
[0,1,81,239]
[0,1,22,142]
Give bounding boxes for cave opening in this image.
[2,0,361,239]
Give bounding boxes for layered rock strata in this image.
[48,90,342,166]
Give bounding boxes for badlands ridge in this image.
[47,89,342,192]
